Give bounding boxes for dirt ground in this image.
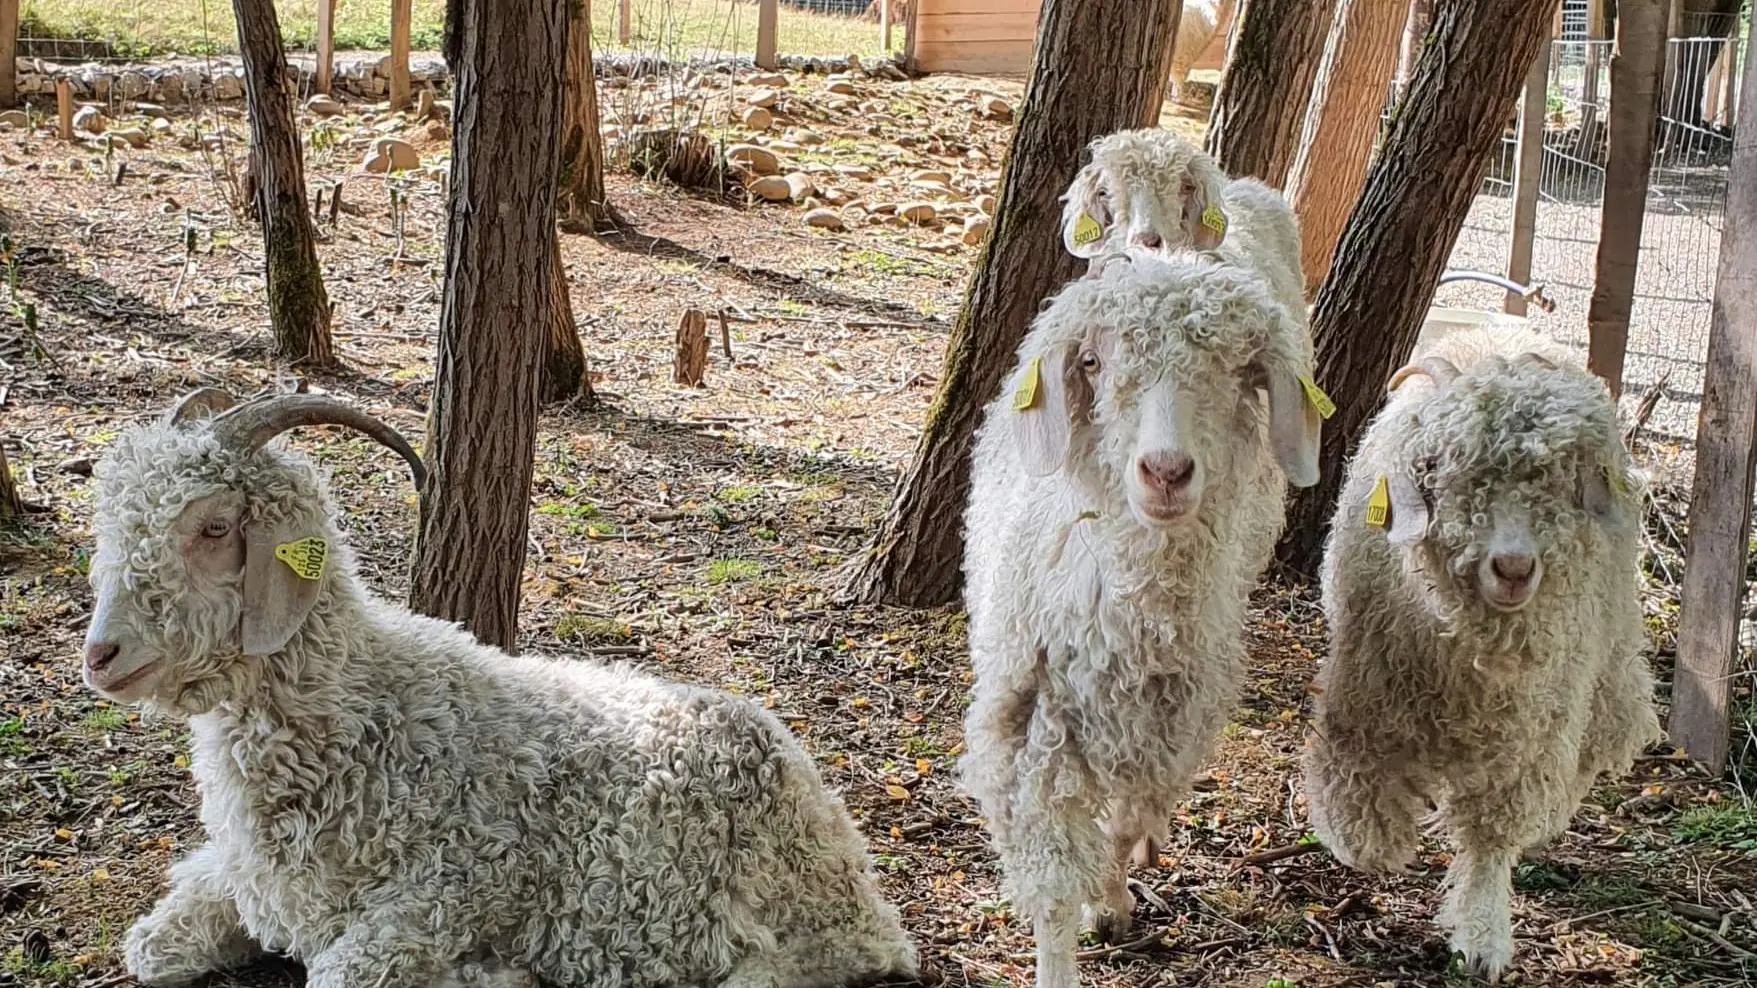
[2,65,1755,988]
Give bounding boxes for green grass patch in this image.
[537,501,599,520]
[82,708,127,732]
[706,558,762,584]
[717,486,761,503]
[1673,804,1757,851]
[553,614,634,644]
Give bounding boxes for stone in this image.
[115,71,150,100]
[978,95,1013,120]
[107,127,149,149]
[748,175,793,201]
[825,80,856,95]
[725,143,780,176]
[136,102,169,118]
[839,206,867,228]
[742,106,774,131]
[425,120,449,141]
[747,72,789,88]
[912,169,952,185]
[150,118,172,135]
[214,73,244,100]
[746,87,781,109]
[784,171,815,200]
[802,208,843,230]
[307,94,346,117]
[765,139,803,153]
[72,106,106,135]
[793,129,828,146]
[833,164,873,181]
[818,187,851,206]
[899,202,936,224]
[962,216,991,246]
[362,137,420,173]
[0,110,28,129]
[976,194,997,214]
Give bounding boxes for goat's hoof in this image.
[1092,907,1134,944]
[1451,933,1514,984]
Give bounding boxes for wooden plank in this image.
[1505,25,1551,315]
[914,0,1041,12]
[315,0,336,94]
[390,0,413,109]
[756,0,778,70]
[915,14,1039,43]
[1673,15,1757,778]
[913,41,1036,75]
[0,0,18,110]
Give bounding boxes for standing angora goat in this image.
[81,390,918,988]
[959,249,1323,988]
[1305,326,1660,982]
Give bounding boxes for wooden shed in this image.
[903,0,1231,77]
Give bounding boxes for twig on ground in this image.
[1550,899,1659,932]
[1677,916,1756,961]
[1234,842,1325,868]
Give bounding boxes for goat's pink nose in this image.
[84,641,120,672]
[1491,553,1536,582]
[1132,232,1164,249]
[1138,452,1195,491]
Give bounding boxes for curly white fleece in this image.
[1305,326,1661,978]
[958,247,1311,988]
[88,420,917,988]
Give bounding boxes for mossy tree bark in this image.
[1275,0,1563,578]
[233,0,334,367]
[1205,0,1339,186]
[843,0,1183,607]
[410,0,568,651]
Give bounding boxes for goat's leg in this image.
[1033,903,1081,988]
[1437,844,1519,984]
[1086,811,1158,944]
[1303,730,1425,874]
[123,846,259,986]
[303,917,487,988]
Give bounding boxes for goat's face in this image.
[80,389,424,714]
[1377,359,1627,621]
[1001,257,1320,529]
[1061,129,1229,261]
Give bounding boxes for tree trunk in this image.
[0,0,19,110]
[557,0,616,226]
[1395,0,1433,97]
[1275,0,1562,578]
[409,0,567,651]
[844,0,1183,607]
[1586,0,1668,399]
[542,247,595,405]
[1288,0,1407,292]
[233,0,334,367]
[0,441,21,521]
[1206,0,1340,186]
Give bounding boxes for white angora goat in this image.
[80,389,919,988]
[1305,326,1660,982]
[959,248,1323,988]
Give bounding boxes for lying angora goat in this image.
[81,389,918,988]
[959,246,1322,988]
[1060,128,1306,326]
[1304,326,1660,981]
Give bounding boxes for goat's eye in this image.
[1079,350,1100,372]
[202,519,231,539]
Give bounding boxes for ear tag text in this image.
[1366,477,1391,528]
[1299,375,1337,419]
[1013,356,1043,411]
[1071,211,1104,247]
[275,537,328,581]
[1201,205,1228,237]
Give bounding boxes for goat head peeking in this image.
[80,388,424,712]
[1377,355,1624,616]
[1004,258,1319,530]
[1060,129,1229,260]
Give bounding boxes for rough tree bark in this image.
[233,0,334,367]
[1205,0,1340,186]
[0,441,21,520]
[1395,0,1433,97]
[410,0,568,650]
[1287,0,1408,292]
[1586,0,1668,399]
[844,0,1183,607]
[541,0,613,406]
[1275,0,1563,577]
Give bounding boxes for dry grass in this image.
[17,0,893,59]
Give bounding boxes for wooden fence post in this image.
[756,0,778,70]
[1505,25,1552,315]
[316,0,336,94]
[0,0,19,110]
[56,78,71,138]
[618,0,631,44]
[1673,17,1757,778]
[881,0,892,52]
[390,0,413,109]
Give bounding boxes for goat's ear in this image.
[1254,353,1321,488]
[1578,458,1618,522]
[1180,167,1226,250]
[1385,469,1429,545]
[239,516,326,655]
[1060,166,1111,259]
[1011,342,1091,476]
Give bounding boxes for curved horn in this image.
[209,395,427,489]
[166,387,237,425]
[1512,351,1557,371]
[1386,356,1461,393]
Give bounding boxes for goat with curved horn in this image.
[209,394,427,489]
[1386,356,1462,394]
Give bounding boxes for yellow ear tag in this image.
[275,537,328,581]
[1608,465,1630,499]
[1071,211,1104,247]
[1299,375,1337,419]
[1365,477,1390,528]
[1201,204,1228,237]
[1013,356,1043,411]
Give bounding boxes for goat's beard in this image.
[1406,543,1533,675]
[150,645,256,718]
